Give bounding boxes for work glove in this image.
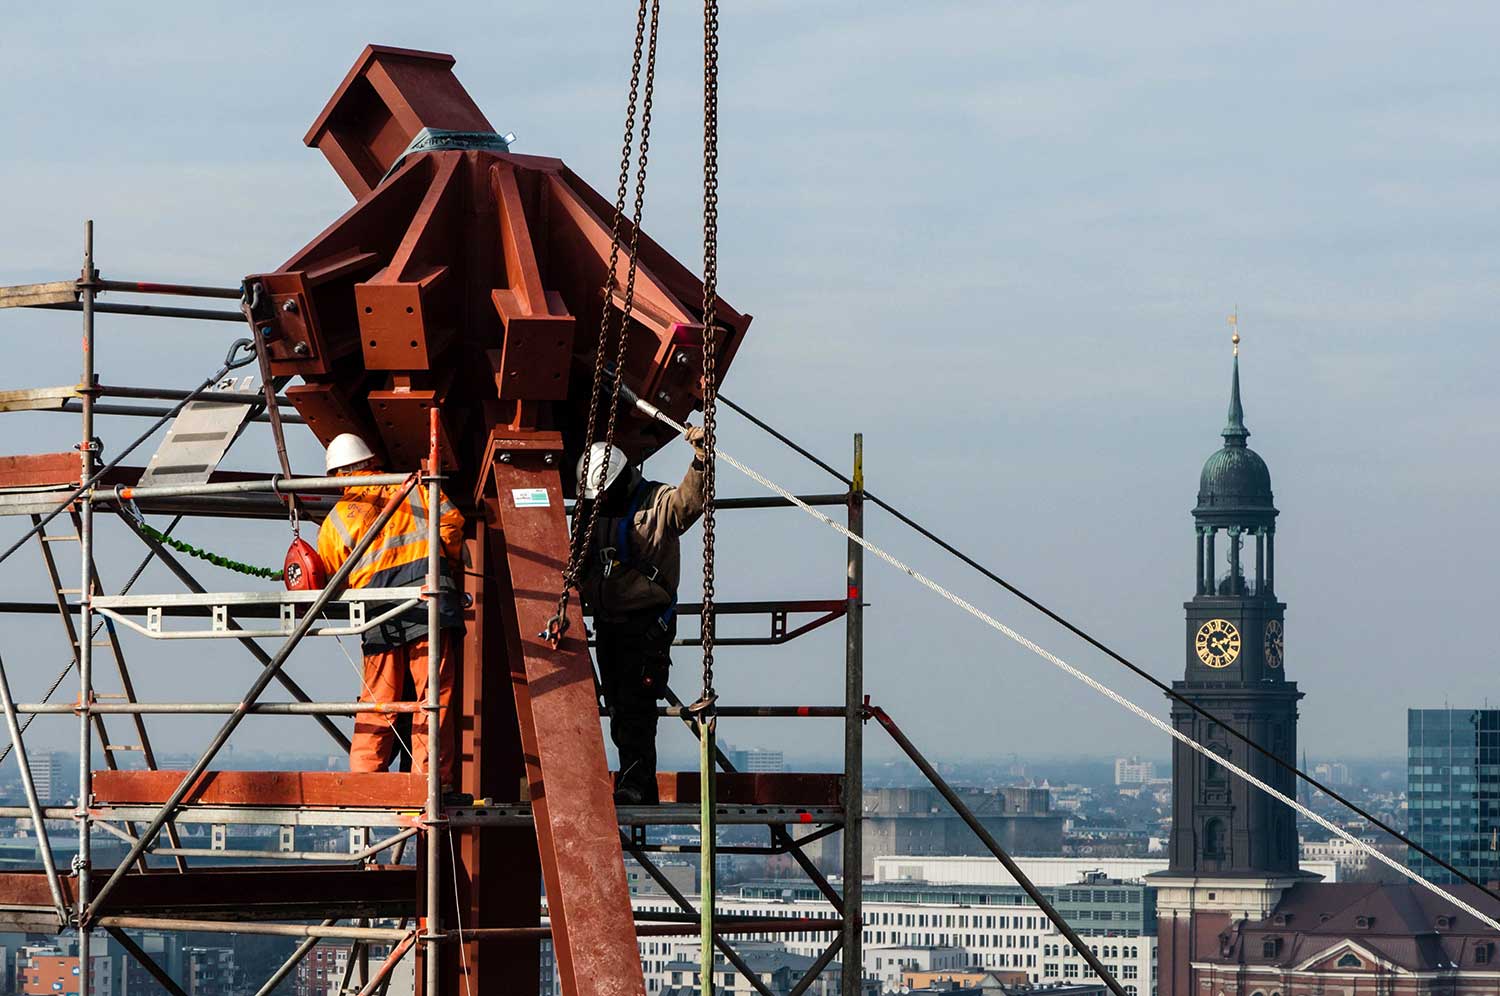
[685,425,708,462]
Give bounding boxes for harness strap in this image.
[612,480,677,627]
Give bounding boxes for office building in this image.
[1113,759,1155,787]
[1407,708,1500,884]
[729,747,785,773]
[628,873,1157,995]
[806,787,1064,878]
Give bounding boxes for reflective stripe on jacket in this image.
[317,470,466,652]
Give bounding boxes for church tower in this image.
[1152,331,1315,996]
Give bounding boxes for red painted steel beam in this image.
[454,524,542,993]
[655,772,844,807]
[229,45,754,996]
[481,431,645,996]
[91,770,426,808]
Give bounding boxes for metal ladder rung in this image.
[56,588,84,595]
[95,693,129,700]
[41,534,80,543]
[104,744,144,752]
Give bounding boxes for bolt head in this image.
[676,352,690,365]
[292,342,309,356]
[499,452,512,463]
[656,391,671,403]
[281,299,298,313]
[544,453,556,465]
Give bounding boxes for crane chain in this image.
[547,0,661,646]
[693,0,722,714]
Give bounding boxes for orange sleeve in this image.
[317,504,351,575]
[437,488,465,564]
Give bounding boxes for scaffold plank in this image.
[483,433,646,996]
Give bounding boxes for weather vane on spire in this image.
[1228,308,1240,356]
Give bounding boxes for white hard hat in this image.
[577,443,631,499]
[325,433,376,474]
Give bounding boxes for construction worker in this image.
[317,433,465,790]
[578,427,707,805]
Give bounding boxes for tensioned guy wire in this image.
[635,400,1500,933]
[719,393,1500,907]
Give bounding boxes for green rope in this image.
[136,521,284,581]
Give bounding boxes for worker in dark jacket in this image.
[577,427,706,805]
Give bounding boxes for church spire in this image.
[1223,313,1249,447]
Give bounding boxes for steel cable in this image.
[628,398,1500,932]
[0,338,255,571]
[718,393,1500,909]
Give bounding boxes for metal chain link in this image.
[547,0,661,645]
[694,0,722,712]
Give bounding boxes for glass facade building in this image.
[1407,708,1500,883]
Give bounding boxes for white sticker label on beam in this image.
[512,488,551,508]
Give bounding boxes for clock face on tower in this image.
[1195,618,1241,668]
[1264,619,1284,669]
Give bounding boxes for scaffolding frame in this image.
[0,224,1125,996]
[0,225,869,996]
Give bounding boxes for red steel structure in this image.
[0,41,1136,996]
[0,44,865,996]
[252,45,755,995]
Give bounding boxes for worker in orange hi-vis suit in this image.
[316,433,465,790]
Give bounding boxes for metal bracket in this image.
[350,826,369,856]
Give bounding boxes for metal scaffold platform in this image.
[0,42,1126,996]
[0,201,869,995]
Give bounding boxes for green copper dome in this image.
[1194,355,1275,519]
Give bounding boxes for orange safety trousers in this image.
[350,634,456,786]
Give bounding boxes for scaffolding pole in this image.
[76,220,96,996]
[14,701,421,715]
[85,475,418,918]
[422,405,443,996]
[0,655,68,924]
[104,927,190,996]
[116,513,354,751]
[870,705,1128,996]
[250,919,338,996]
[842,434,864,996]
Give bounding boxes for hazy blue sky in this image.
[0,3,1496,768]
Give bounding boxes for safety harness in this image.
[598,479,677,632]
